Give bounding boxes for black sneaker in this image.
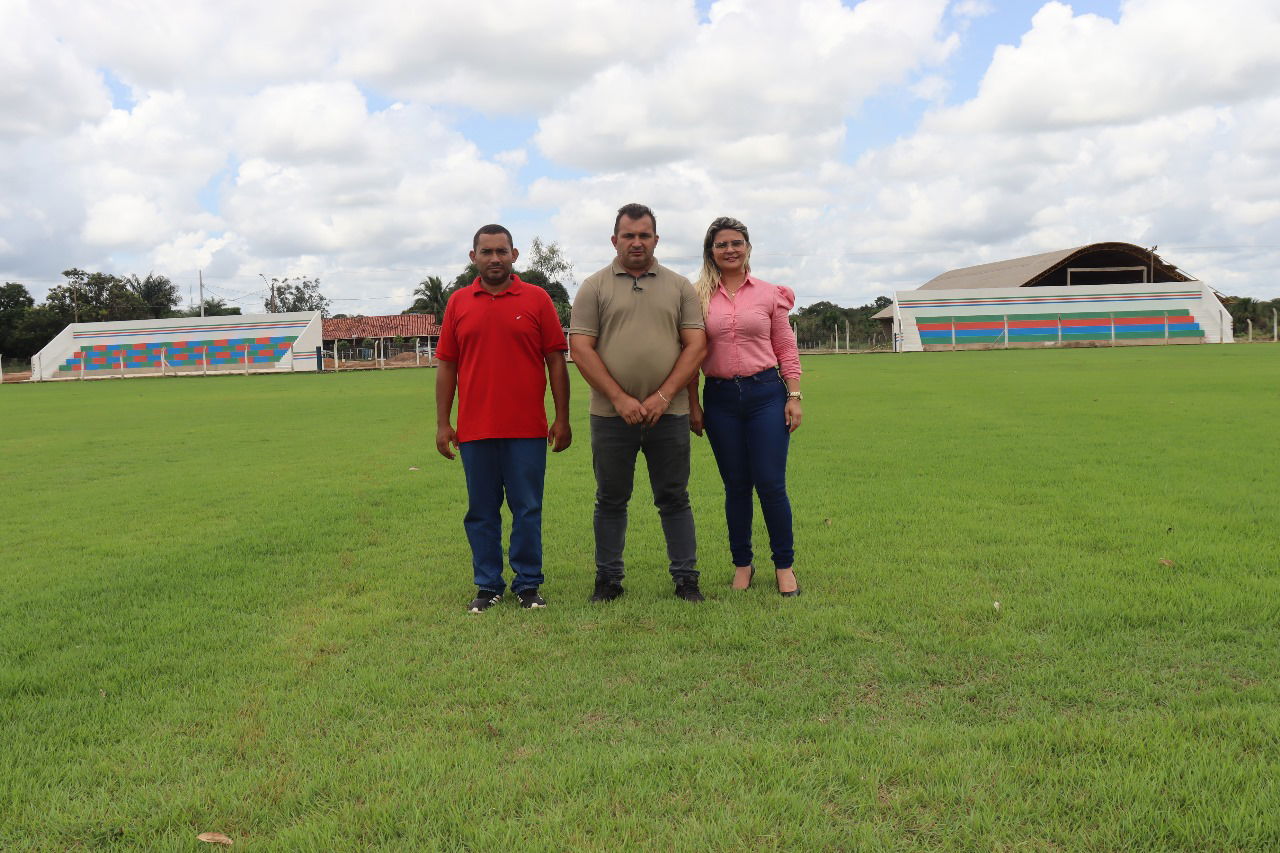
[467,589,503,613]
[516,588,547,609]
[674,578,705,603]
[590,577,624,602]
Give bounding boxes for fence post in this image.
[1274,308,1278,343]
[1110,313,1116,347]
[80,352,85,380]
[1057,314,1062,346]
[1164,311,1169,343]
[202,348,208,376]
[0,353,4,384]
[290,344,296,372]
[119,350,126,378]
[1003,315,1009,349]
[243,345,249,375]
[951,317,956,351]
[1247,319,1253,342]
[161,350,167,377]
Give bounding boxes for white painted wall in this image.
[31,313,323,381]
[890,283,1232,353]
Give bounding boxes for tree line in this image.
[1222,296,1280,339]
[397,237,574,326]
[0,271,331,361]
[5,250,1278,362]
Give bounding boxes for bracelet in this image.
[657,389,671,403]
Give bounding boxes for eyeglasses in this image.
[712,239,746,250]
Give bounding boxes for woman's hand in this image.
[689,403,704,437]
[784,398,802,432]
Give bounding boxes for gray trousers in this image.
[590,414,698,582]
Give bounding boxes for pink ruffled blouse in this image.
[702,274,802,380]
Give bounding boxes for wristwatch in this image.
[786,391,803,400]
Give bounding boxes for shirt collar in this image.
[469,274,525,297]
[611,259,658,279]
[715,273,756,297]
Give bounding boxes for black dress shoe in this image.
[590,577,624,602]
[674,578,705,602]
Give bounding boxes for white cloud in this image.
[2,0,1279,312]
[82,194,169,247]
[337,0,698,112]
[535,0,955,172]
[0,0,109,138]
[930,0,1280,133]
[951,0,994,18]
[222,96,515,270]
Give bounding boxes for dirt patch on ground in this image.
[2,370,32,383]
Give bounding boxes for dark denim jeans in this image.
[702,368,794,569]
[589,414,698,582]
[458,437,547,594]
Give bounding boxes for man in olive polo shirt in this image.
[569,203,708,603]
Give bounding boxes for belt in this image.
[705,366,781,384]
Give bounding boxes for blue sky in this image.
[2,0,1277,311]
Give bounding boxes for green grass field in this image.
[2,345,1278,850]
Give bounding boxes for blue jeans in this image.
[590,414,698,582]
[458,438,547,594]
[702,368,794,569]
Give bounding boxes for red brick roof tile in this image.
[323,314,439,340]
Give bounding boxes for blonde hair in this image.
[693,216,751,316]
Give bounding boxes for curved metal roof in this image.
[917,242,1192,291]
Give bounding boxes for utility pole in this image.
[259,273,275,313]
[199,270,205,317]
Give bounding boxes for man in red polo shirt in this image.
[435,224,571,613]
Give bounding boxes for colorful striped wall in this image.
[57,336,300,373]
[916,310,1204,346]
[890,283,1232,353]
[31,313,324,380]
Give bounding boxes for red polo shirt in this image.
[435,276,568,442]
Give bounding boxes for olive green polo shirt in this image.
[570,259,705,417]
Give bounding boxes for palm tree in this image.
[410,276,447,321]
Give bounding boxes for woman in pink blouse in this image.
[688,217,803,596]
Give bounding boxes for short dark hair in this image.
[614,203,656,236]
[472,224,513,250]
